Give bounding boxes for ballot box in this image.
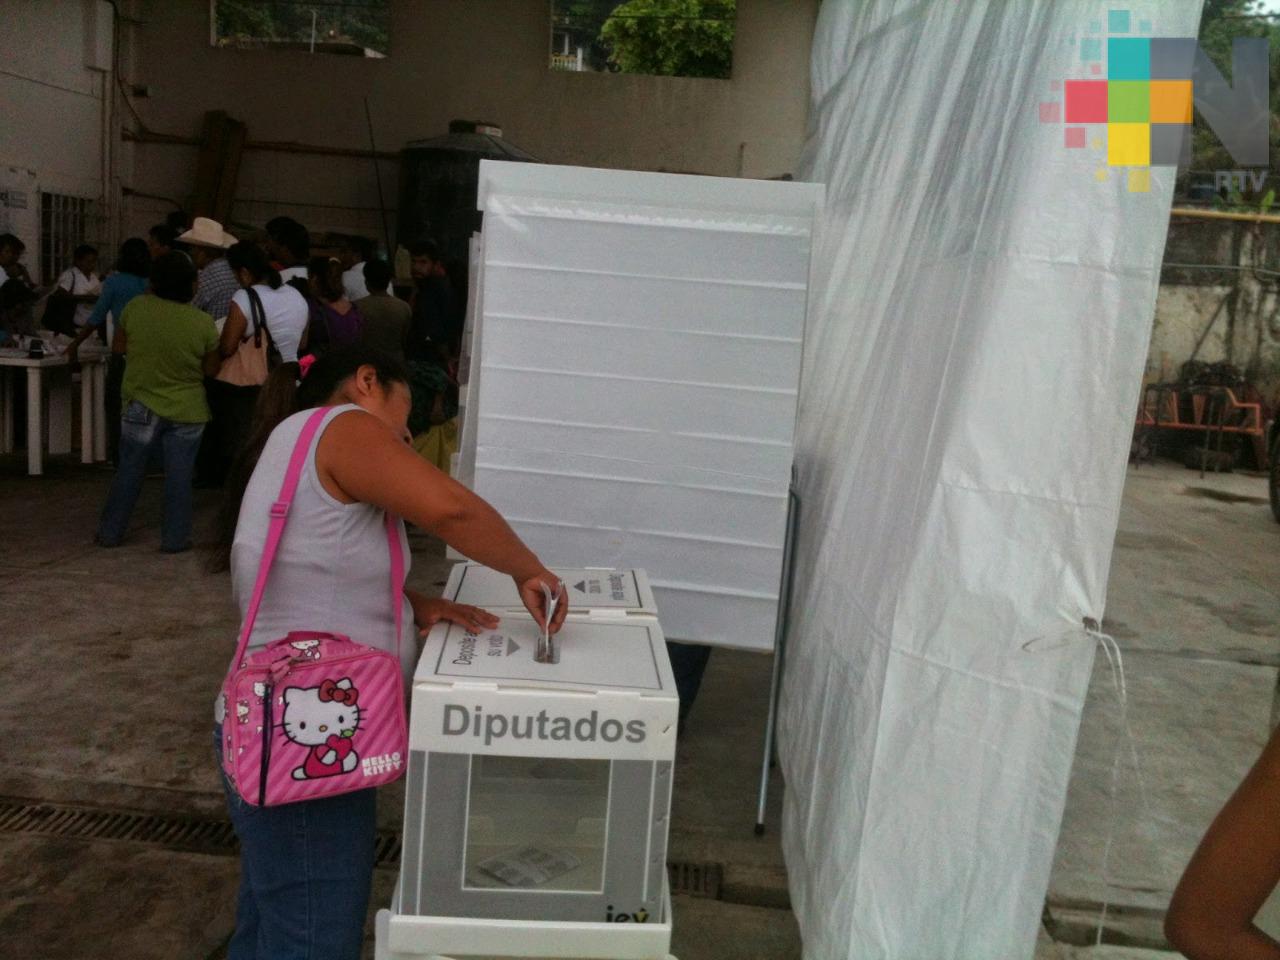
[377,571,678,960]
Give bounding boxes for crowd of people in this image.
[0,212,465,554]
[5,212,565,958]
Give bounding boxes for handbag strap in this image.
[230,406,405,671]
[245,286,267,347]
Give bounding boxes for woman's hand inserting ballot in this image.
[518,571,568,635]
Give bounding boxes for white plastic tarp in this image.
[467,162,823,650]
[779,2,1202,957]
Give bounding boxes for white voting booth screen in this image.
[459,161,823,651]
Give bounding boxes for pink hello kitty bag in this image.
[220,407,408,807]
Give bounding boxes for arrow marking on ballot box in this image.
[506,639,521,657]
[573,581,587,594]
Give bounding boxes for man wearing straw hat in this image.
[181,217,239,323]
[178,217,240,487]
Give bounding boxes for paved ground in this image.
[1,453,1275,959]
[1047,462,1280,950]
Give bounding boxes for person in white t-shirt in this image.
[339,235,374,302]
[55,244,102,328]
[222,241,310,364]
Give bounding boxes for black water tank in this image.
[397,120,539,266]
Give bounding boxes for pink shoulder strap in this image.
[231,406,405,670]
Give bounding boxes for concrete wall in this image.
[1148,219,1280,399]
[0,0,116,278]
[123,0,818,242]
[1150,284,1238,381]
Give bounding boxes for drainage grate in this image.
[667,860,723,899]
[0,799,724,891]
[0,799,241,856]
[373,831,402,867]
[0,799,406,866]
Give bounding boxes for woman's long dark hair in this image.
[226,240,282,289]
[308,255,345,303]
[209,347,411,571]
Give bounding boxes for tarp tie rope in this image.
[1087,620,1153,947]
[1023,619,1152,947]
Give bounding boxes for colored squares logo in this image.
[1150,80,1192,123]
[1065,80,1107,123]
[1109,81,1148,121]
[1108,37,1150,79]
[1047,17,1200,188]
[1109,123,1150,166]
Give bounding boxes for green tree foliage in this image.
[214,0,389,55]
[600,0,736,79]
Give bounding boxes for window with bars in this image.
[40,193,95,286]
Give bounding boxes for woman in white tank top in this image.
[222,241,311,364]
[212,347,566,960]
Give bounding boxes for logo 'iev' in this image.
[605,905,650,923]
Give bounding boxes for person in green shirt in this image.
[96,252,222,553]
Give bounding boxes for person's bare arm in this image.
[317,410,566,632]
[1166,726,1280,960]
[220,301,248,358]
[111,325,127,355]
[202,349,222,378]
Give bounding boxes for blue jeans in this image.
[214,727,377,960]
[96,400,203,551]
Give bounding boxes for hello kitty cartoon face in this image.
[252,682,267,703]
[236,701,250,724]
[282,678,362,780]
[289,639,322,661]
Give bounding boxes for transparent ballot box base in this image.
[398,749,669,925]
[464,755,609,893]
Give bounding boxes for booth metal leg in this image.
[755,487,800,836]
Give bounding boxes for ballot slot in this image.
[419,614,665,691]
